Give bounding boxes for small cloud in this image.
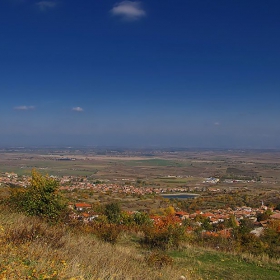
[36,1,57,11]
[111,1,146,21]
[214,122,220,126]
[72,107,84,112]
[14,106,35,111]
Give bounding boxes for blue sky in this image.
[1,0,280,148]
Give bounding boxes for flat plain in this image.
[1,147,280,211]
[1,147,280,183]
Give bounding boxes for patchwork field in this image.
[1,148,280,185]
[1,147,280,211]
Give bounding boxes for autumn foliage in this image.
[8,169,67,222]
[142,215,186,250]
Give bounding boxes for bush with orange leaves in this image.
[141,215,186,250]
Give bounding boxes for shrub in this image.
[133,211,151,226]
[145,251,173,268]
[90,222,122,244]
[8,169,67,222]
[104,202,121,223]
[141,216,186,250]
[120,211,152,228]
[275,203,280,211]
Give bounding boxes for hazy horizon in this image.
[1,144,280,153]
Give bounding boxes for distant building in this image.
[270,213,280,220]
[74,203,92,211]
[203,177,219,184]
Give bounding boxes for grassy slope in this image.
[170,249,280,280]
[0,210,188,280]
[0,209,279,280]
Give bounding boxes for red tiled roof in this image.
[75,203,91,208]
[202,212,214,217]
[270,213,280,220]
[175,211,189,216]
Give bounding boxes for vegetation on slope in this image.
[1,209,280,280]
[0,170,280,279]
[8,169,67,222]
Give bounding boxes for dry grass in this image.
[1,206,279,280]
[0,208,191,280]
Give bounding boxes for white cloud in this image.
[111,1,146,21]
[72,107,84,112]
[36,1,57,11]
[14,106,35,111]
[214,122,220,126]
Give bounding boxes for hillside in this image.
[0,207,279,280]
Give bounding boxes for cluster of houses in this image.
[0,173,250,197]
[59,181,199,196]
[1,172,279,238]
[0,173,192,196]
[68,200,280,238]
[0,172,28,187]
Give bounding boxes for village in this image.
[1,171,280,239]
[69,201,280,237]
[0,172,254,196]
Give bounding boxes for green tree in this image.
[133,211,151,226]
[201,218,213,231]
[104,202,121,223]
[238,218,255,235]
[9,169,67,222]
[224,215,239,228]
[275,203,280,211]
[257,210,272,222]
